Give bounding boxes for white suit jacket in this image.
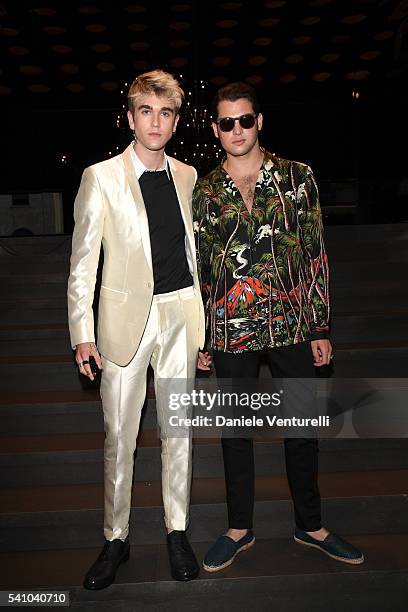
[67,143,205,366]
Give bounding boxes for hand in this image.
[197,351,212,371]
[75,342,103,381]
[311,339,333,367]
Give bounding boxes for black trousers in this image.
[213,341,322,532]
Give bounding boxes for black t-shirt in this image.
[138,169,193,295]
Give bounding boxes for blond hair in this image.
[127,70,184,115]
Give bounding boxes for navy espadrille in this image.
[203,530,255,572]
[294,528,364,565]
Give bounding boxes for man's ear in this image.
[257,112,263,132]
[173,113,180,133]
[127,110,135,131]
[211,121,219,139]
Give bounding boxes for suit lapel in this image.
[122,144,153,271]
[168,157,198,281]
[168,158,193,233]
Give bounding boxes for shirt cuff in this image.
[311,329,330,341]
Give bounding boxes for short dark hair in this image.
[211,82,260,120]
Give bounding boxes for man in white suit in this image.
[67,70,209,589]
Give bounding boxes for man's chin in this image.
[224,139,259,157]
[228,146,253,157]
[146,141,168,151]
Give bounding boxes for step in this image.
[2,439,408,487]
[1,256,404,280]
[3,285,408,321]
[0,296,68,309]
[0,356,159,392]
[2,308,407,332]
[1,268,406,297]
[0,272,68,284]
[0,326,71,356]
[0,355,83,391]
[1,279,407,320]
[0,235,72,256]
[0,306,68,325]
[325,235,408,264]
[326,241,408,263]
[2,343,408,393]
[327,260,406,284]
[0,394,157,434]
[329,346,408,377]
[0,390,195,435]
[1,496,407,552]
[1,223,406,255]
[1,282,68,298]
[3,263,399,293]
[2,301,407,339]
[330,268,407,290]
[0,227,406,282]
[2,374,408,439]
[331,312,408,344]
[325,222,408,244]
[72,569,408,612]
[0,257,70,276]
[2,469,407,514]
[330,285,408,314]
[0,389,100,405]
[1,229,407,611]
[1,321,399,360]
[1,534,407,609]
[3,372,407,436]
[0,430,169,454]
[0,532,408,596]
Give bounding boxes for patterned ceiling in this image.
[1,0,407,107]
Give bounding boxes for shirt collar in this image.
[130,141,170,180]
[262,149,275,173]
[218,148,275,182]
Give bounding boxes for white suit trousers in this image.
[100,285,199,541]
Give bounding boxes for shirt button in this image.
[147,282,152,288]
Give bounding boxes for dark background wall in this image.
[1,0,407,231]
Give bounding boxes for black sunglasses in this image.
[216,113,258,132]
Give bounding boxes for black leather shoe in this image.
[83,537,130,590]
[166,530,200,581]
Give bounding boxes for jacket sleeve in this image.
[192,181,215,342]
[298,165,330,340]
[67,166,105,348]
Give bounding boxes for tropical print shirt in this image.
[192,149,330,353]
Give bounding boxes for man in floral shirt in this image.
[193,82,363,571]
